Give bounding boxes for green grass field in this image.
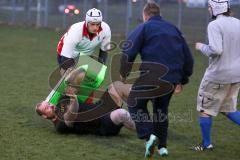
[0,24,239,160]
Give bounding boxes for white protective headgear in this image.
[85,8,103,24]
[208,0,230,16]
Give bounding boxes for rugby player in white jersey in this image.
[56,8,111,73]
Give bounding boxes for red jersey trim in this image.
[57,36,64,55]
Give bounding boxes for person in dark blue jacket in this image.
[120,2,194,158]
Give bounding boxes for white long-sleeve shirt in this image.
[200,15,240,84]
[57,21,111,58]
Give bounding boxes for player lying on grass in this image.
[36,67,135,135]
[36,66,182,138]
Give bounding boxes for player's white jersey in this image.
[57,21,111,58]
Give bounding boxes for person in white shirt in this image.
[56,8,111,73]
[194,0,240,151]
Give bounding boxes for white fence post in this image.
[103,0,108,22]
[62,0,67,28]
[36,0,42,28]
[126,0,132,38]
[10,0,16,24]
[177,0,183,30]
[44,0,48,27]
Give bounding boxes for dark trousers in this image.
[128,89,173,148]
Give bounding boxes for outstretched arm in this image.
[63,95,79,127]
[108,81,132,107]
[98,49,108,65]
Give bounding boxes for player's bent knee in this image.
[110,109,130,124]
[117,109,131,122]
